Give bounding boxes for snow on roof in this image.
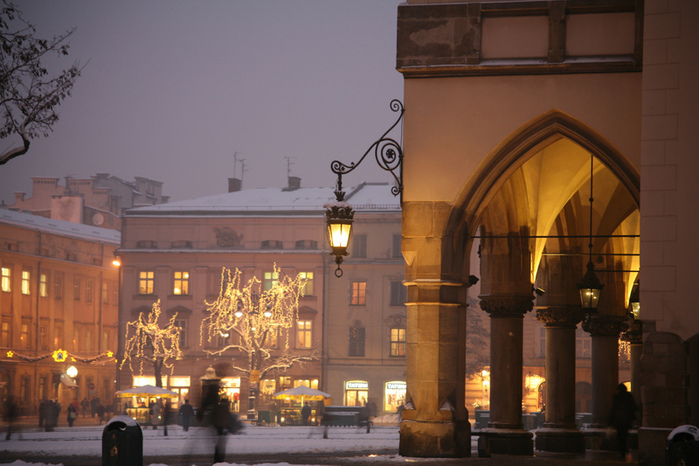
[126,183,401,216]
[0,209,120,245]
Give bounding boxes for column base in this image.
[535,426,585,453]
[479,428,533,455]
[399,419,471,458]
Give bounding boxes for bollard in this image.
[102,415,143,466]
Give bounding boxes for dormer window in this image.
[295,240,318,250]
[261,240,283,250]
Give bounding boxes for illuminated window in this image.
[264,271,279,291]
[102,282,109,304]
[1,320,10,347]
[390,328,406,357]
[265,328,278,348]
[384,381,407,412]
[299,272,314,296]
[139,271,154,294]
[297,320,312,348]
[39,273,48,297]
[1,267,10,292]
[350,281,366,306]
[54,324,63,349]
[20,323,29,348]
[21,270,30,295]
[73,277,81,300]
[173,271,189,295]
[349,326,365,357]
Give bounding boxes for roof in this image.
[125,183,401,216]
[0,209,121,245]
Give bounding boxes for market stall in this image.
[115,385,178,425]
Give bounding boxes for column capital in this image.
[536,307,585,328]
[479,294,534,317]
[583,316,628,336]
[620,319,643,344]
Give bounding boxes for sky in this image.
[0,0,404,205]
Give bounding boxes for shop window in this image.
[350,281,366,306]
[390,328,406,357]
[349,326,365,357]
[173,271,189,295]
[139,271,154,294]
[345,380,368,407]
[384,381,406,412]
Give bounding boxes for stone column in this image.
[622,320,643,409]
[534,307,586,453]
[399,279,470,458]
[480,295,534,455]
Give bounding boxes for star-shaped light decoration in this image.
[7,350,13,358]
[52,349,68,362]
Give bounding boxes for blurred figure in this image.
[608,383,638,459]
[4,396,18,440]
[301,402,311,426]
[96,402,106,424]
[212,398,230,462]
[179,399,194,432]
[162,400,171,436]
[67,403,77,427]
[80,398,89,418]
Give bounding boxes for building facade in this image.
[394,1,698,464]
[0,209,120,415]
[117,179,405,418]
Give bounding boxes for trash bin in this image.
[102,415,143,466]
[666,424,699,466]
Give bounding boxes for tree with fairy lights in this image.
[120,300,183,388]
[200,266,315,420]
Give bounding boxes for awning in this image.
[60,373,78,388]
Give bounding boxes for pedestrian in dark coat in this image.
[67,404,77,427]
[301,402,312,426]
[179,399,194,432]
[608,383,638,459]
[4,396,18,440]
[212,399,230,463]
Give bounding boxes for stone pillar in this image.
[480,295,534,455]
[399,279,470,458]
[622,320,643,409]
[534,307,585,453]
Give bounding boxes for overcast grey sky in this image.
[0,0,403,204]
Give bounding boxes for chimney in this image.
[287,176,301,191]
[228,178,242,193]
[14,192,25,203]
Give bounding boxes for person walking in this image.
[608,383,638,459]
[212,398,230,463]
[301,402,312,426]
[80,398,89,418]
[67,403,77,427]
[162,400,171,436]
[179,399,194,432]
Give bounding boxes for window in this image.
[295,240,318,250]
[297,320,312,348]
[73,328,80,351]
[139,271,154,294]
[54,273,64,299]
[349,326,365,357]
[39,273,48,297]
[54,323,63,349]
[392,234,402,258]
[20,322,29,348]
[21,269,30,295]
[299,272,314,296]
[173,271,189,295]
[39,324,48,350]
[352,234,367,258]
[264,271,279,291]
[86,330,92,353]
[576,327,591,359]
[102,331,109,352]
[112,283,118,305]
[261,240,283,249]
[1,267,10,292]
[350,281,366,306]
[1,320,10,347]
[175,319,187,348]
[102,282,109,304]
[390,281,406,306]
[390,328,406,357]
[73,277,81,300]
[85,279,93,302]
[265,328,278,348]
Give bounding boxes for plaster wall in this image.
[402,72,641,204]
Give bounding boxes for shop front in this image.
[344,380,368,407]
[384,381,406,413]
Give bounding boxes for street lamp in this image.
[326,100,404,277]
[578,155,603,314]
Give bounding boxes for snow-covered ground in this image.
[0,420,402,466]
